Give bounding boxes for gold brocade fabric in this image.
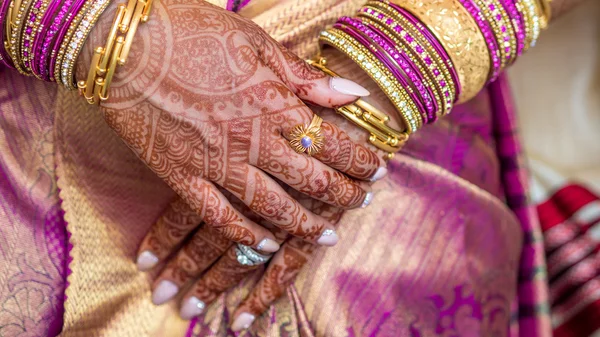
[52,0,523,336]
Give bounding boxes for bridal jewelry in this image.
[289,114,325,156]
[235,244,273,266]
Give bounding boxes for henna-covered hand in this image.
[77,0,388,253]
[135,187,343,325]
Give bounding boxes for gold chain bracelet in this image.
[78,0,153,104]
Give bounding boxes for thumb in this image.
[259,36,369,107]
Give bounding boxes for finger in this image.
[182,178,280,253]
[151,226,232,305]
[216,164,340,246]
[231,238,314,331]
[136,198,203,271]
[259,137,373,209]
[179,245,260,320]
[250,30,370,107]
[230,191,345,331]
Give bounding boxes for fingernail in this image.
[180,296,206,320]
[231,312,256,332]
[361,192,374,209]
[370,167,388,182]
[330,77,370,97]
[317,229,339,246]
[256,238,280,253]
[152,280,179,305]
[137,251,159,271]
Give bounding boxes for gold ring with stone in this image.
[289,115,324,156]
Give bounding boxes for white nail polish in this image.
[361,192,374,209]
[370,167,388,182]
[317,229,339,246]
[180,296,206,320]
[256,238,280,253]
[137,251,159,271]
[330,77,370,97]
[152,280,179,305]
[231,312,256,332]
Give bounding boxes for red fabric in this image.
[537,184,600,337]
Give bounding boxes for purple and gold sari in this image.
[0,0,551,336]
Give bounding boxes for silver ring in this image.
[235,244,273,266]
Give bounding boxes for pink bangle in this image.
[458,0,502,81]
[360,5,454,115]
[337,17,438,123]
[334,22,429,125]
[48,0,87,82]
[21,0,51,75]
[500,0,526,58]
[32,0,73,80]
[379,0,461,100]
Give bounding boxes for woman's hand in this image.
[77,1,387,253]
[136,187,343,329]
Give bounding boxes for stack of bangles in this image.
[0,0,152,101]
[314,0,550,159]
[1,0,550,158]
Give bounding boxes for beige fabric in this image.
[508,0,600,201]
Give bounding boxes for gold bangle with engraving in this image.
[308,57,408,159]
[319,28,422,133]
[387,0,490,103]
[78,0,153,104]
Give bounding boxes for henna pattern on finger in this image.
[159,226,232,285]
[143,198,204,259]
[248,172,325,241]
[241,244,309,314]
[189,247,260,305]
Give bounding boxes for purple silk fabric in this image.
[0,67,66,336]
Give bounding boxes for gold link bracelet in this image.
[308,57,409,160]
[78,0,153,104]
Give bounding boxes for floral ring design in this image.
[288,114,325,156]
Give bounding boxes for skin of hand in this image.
[134,46,398,330]
[75,0,389,255]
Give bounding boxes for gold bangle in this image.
[59,0,111,89]
[319,28,422,133]
[53,0,92,83]
[388,0,490,103]
[359,8,450,116]
[20,0,50,76]
[78,0,153,103]
[308,57,409,158]
[477,0,517,68]
[537,0,551,29]
[364,1,456,114]
[517,0,542,50]
[7,0,34,75]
